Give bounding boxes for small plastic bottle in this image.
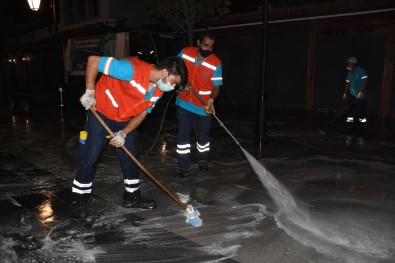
[79,131,88,144]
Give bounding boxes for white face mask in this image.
[347,66,352,71]
[156,78,174,92]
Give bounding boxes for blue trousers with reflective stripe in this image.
[347,96,367,121]
[72,110,139,201]
[176,106,211,170]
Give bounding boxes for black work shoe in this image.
[72,201,88,219]
[175,169,189,178]
[124,191,157,209]
[198,160,208,172]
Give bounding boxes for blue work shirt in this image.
[346,67,368,99]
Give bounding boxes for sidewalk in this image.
[0,107,394,262]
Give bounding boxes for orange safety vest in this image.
[95,58,163,122]
[178,47,221,106]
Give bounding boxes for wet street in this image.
[0,106,394,263]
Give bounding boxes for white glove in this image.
[107,130,126,147]
[80,89,96,110]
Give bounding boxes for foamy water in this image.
[241,148,310,226]
[241,148,395,262]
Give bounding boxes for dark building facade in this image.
[198,0,395,119]
[1,0,394,119]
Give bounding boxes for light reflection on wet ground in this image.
[0,108,394,262]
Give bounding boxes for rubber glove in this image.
[106,130,126,147]
[80,89,96,110]
[357,92,363,99]
[204,99,215,115]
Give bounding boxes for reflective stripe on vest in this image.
[105,89,119,108]
[150,96,159,102]
[179,47,221,107]
[202,61,216,70]
[130,80,146,95]
[182,54,195,63]
[211,77,223,81]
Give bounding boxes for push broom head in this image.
[185,205,202,227]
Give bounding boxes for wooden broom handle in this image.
[90,107,187,210]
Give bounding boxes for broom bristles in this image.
[185,205,202,227]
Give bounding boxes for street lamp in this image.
[27,0,41,11]
[26,0,64,116]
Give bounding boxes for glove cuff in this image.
[119,130,126,138]
[86,89,95,95]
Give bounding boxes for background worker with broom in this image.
[343,56,368,124]
[71,55,187,218]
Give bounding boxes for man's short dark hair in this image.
[156,56,188,88]
[198,31,216,42]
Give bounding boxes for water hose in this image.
[141,91,176,157]
[188,86,241,147]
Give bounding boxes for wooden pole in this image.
[89,108,188,210]
[379,25,395,119]
[305,30,317,111]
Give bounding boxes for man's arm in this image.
[80,56,101,110]
[211,62,222,100]
[204,85,220,115]
[360,78,368,94]
[86,56,101,90]
[122,111,148,135]
[344,82,350,94]
[357,78,368,99]
[205,61,223,114]
[108,111,148,147]
[211,85,220,100]
[343,81,350,101]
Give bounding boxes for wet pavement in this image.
[0,106,394,263]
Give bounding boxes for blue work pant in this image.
[176,106,211,170]
[72,110,139,201]
[348,96,367,122]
